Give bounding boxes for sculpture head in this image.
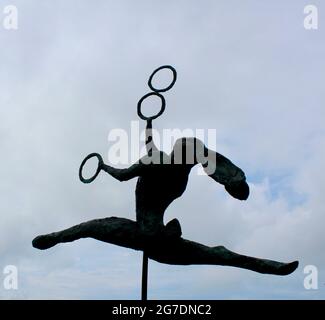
[171,137,202,166]
[170,137,250,201]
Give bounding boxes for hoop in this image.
[148,65,177,93]
[79,153,103,184]
[137,92,166,121]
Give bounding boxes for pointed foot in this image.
[278,260,299,275]
[32,234,58,250]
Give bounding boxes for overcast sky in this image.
[1,0,324,299]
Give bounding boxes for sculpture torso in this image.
[135,151,193,230]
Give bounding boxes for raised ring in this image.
[148,65,177,93]
[79,153,103,184]
[137,92,166,121]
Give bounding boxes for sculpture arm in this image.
[145,120,158,155]
[101,162,143,182]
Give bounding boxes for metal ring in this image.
[137,92,166,121]
[79,153,103,184]
[148,65,177,93]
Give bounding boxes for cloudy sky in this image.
[0,0,324,299]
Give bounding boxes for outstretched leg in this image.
[33,217,182,250]
[32,217,143,250]
[148,239,299,276]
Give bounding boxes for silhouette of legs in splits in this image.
[33,216,298,276]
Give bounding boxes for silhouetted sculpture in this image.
[33,66,298,284]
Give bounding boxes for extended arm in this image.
[101,162,143,182]
[145,119,158,156]
[79,153,144,184]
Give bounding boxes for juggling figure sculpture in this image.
[33,65,299,300]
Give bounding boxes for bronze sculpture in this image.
[32,65,298,299]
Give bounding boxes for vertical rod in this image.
[142,120,151,301]
[141,251,148,301]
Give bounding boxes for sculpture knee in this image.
[164,218,182,238]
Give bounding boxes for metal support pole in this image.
[141,251,148,301]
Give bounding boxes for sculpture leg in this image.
[33,217,298,276]
[32,217,143,250]
[148,239,299,276]
[32,217,181,250]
